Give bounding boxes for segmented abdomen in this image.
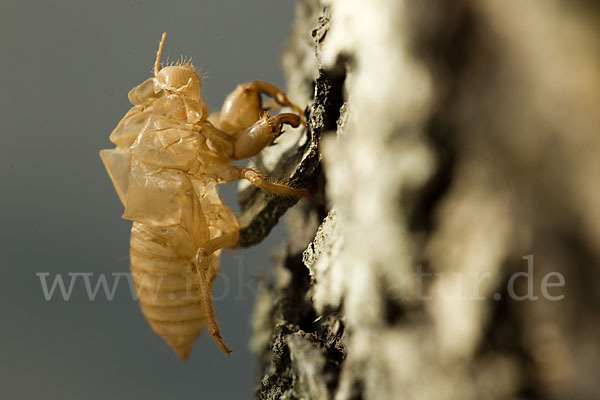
[129,221,218,360]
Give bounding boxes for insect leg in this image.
[217,81,305,133]
[244,81,306,121]
[233,113,302,160]
[214,164,310,198]
[193,231,239,355]
[240,167,310,198]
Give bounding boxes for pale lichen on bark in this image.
[247,1,600,399]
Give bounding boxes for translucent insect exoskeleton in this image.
[100,33,308,359]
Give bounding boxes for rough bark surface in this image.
[240,1,600,399]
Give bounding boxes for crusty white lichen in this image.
[253,0,600,399]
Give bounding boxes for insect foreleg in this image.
[217,81,305,133]
[233,113,301,160]
[193,231,239,355]
[243,81,306,120]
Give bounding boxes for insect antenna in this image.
[154,32,167,76]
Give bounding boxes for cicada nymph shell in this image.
[101,33,308,359]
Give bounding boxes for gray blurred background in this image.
[0,1,298,398]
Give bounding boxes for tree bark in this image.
[240,1,600,399]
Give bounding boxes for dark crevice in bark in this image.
[381,280,408,326]
[237,66,345,248]
[405,2,476,235]
[256,247,344,399]
[477,262,542,399]
[311,69,346,133]
[254,65,347,399]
